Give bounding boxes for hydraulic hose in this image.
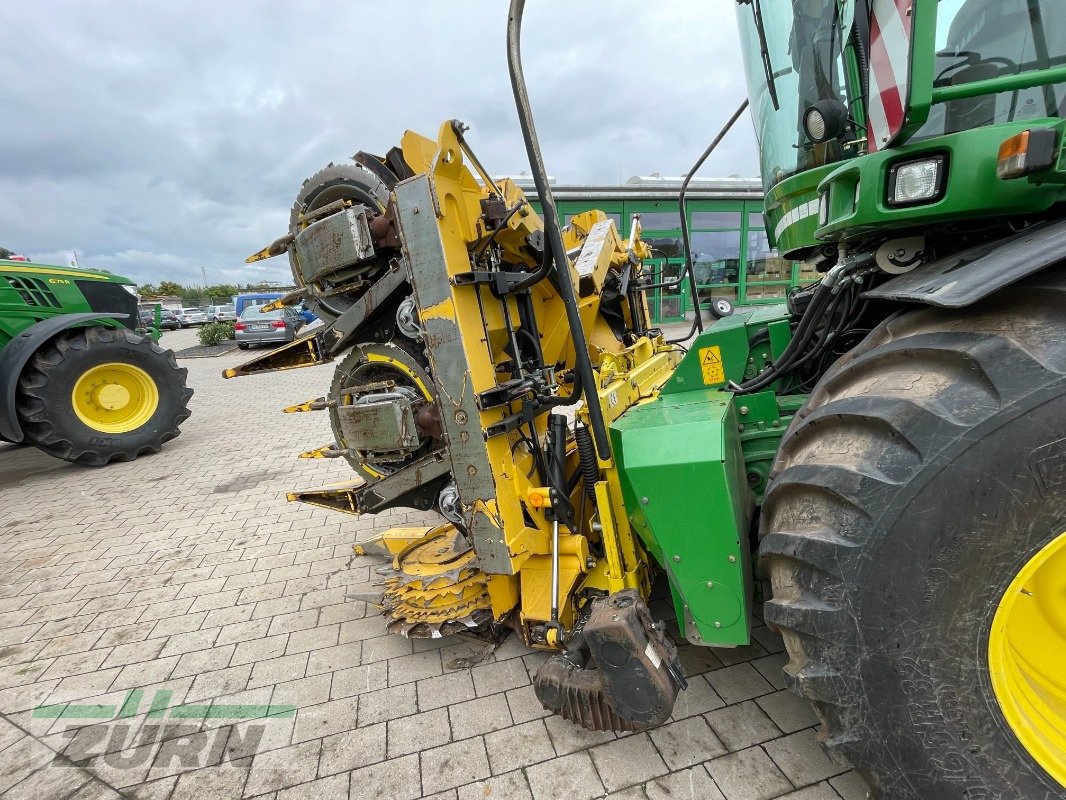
[507,0,611,459]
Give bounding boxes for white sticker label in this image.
[644,642,662,670]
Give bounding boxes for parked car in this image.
[158,311,181,330]
[206,304,236,322]
[234,306,305,348]
[175,308,208,327]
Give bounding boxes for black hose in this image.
[507,0,611,459]
[668,99,750,345]
[574,425,599,500]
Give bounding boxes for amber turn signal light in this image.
[997,128,1058,180]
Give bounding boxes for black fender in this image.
[0,313,128,443]
[863,217,1066,307]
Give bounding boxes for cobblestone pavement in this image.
[0,328,871,799]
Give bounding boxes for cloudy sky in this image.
[1,1,757,288]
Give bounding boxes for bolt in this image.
[459,431,469,443]
[739,406,749,415]
[714,622,722,629]
[454,410,468,424]
[693,633,701,641]
[728,555,736,563]
[413,207,421,215]
[738,424,746,432]
[772,420,781,428]
[672,555,681,563]
[706,581,714,589]
[586,558,596,569]
[467,465,477,476]
[641,496,650,505]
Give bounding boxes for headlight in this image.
[802,99,849,144]
[818,192,829,226]
[887,156,946,206]
[121,284,139,298]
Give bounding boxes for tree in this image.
[156,281,184,296]
[138,283,158,296]
[204,284,239,300]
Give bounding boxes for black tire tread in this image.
[760,271,1066,794]
[17,326,193,466]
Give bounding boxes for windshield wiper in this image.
[744,0,781,111]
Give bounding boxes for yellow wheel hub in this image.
[71,362,160,434]
[989,530,1066,788]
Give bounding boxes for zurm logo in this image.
[34,689,296,770]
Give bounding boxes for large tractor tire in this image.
[760,268,1066,799]
[289,161,395,325]
[17,326,193,466]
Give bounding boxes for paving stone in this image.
[456,769,532,800]
[706,700,783,752]
[649,714,727,769]
[416,672,476,711]
[830,771,874,800]
[756,690,820,734]
[483,719,555,775]
[448,692,512,740]
[330,662,388,700]
[419,736,491,795]
[387,707,452,759]
[526,751,604,800]
[644,765,726,800]
[705,747,794,800]
[470,659,529,697]
[589,732,669,792]
[348,753,422,800]
[387,651,443,686]
[705,663,775,705]
[318,722,387,775]
[777,783,843,800]
[247,653,308,690]
[504,685,550,724]
[358,683,417,726]
[231,634,288,666]
[763,729,848,787]
[543,712,615,755]
[170,762,250,800]
[243,738,321,797]
[670,673,725,719]
[292,694,360,743]
[305,642,362,675]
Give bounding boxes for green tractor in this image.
[230,0,1066,796]
[0,259,192,465]
[733,1,1066,795]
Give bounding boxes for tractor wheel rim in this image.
[989,529,1066,788]
[71,362,160,434]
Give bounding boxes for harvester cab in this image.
[229,1,1066,796]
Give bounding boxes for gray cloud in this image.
[1,1,757,287]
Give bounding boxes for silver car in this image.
[176,307,209,326]
[235,306,305,348]
[206,304,236,322]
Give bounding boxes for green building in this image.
[520,176,817,324]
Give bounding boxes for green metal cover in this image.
[611,389,754,647]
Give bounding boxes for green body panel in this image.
[662,305,792,394]
[0,260,139,350]
[818,120,1066,240]
[763,165,834,256]
[611,390,754,646]
[610,306,807,647]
